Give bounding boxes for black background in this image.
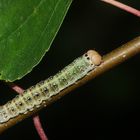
[1,0,140,140]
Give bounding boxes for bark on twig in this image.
[0,36,140,134]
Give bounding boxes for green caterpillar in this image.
[0,50,101,123]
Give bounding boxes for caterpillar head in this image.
[85,50,102,66]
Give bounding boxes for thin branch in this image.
[33,116,48,140]
[8,83,24,94]
[7,83,48,140]
[0,36,140,134]
[101,0,140,17]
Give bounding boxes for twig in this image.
[7,83,48,140]
[33,116,48,140]
[0,36,140,134]
[101,0,140,17]
[8,83,24,94]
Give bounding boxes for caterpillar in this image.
[0,50,101,123]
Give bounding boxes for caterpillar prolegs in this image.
[0,50,102,123]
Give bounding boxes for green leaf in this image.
[0,0,72,82]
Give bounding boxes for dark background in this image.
[1,0,140,139]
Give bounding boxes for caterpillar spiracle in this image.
[0,50,102,123]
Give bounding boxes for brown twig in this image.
[7,83,48,140]
[101,0,140,17]
[0,36,140,134]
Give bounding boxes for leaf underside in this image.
[0,0,72,82]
